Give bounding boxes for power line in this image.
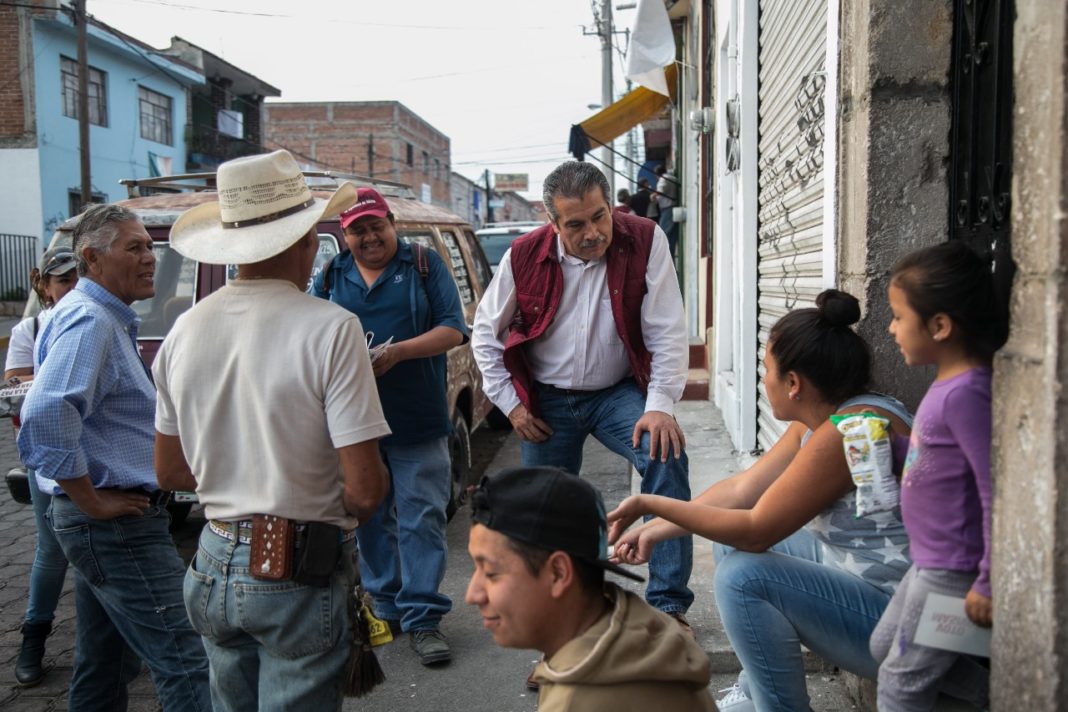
[98,0,583,31]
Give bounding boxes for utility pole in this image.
[484,169,494,224]
[599,0,614,195]
[75,0,91,208]
[367,132,374,177]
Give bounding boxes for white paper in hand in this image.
[914,593,991,657]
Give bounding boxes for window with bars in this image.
[61,56,107,126]
[139,86,173,145]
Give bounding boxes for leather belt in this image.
[208,519,356,546]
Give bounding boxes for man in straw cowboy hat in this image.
[464,466,716,710]
[153,149,392,709]
[17,204,211,710]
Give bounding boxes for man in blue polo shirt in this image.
[311,187,466,666]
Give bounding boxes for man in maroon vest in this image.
[472,161,694,644]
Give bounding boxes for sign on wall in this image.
[493,173,529,191]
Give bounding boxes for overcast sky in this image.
[89,0,637,201]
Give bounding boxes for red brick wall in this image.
[264,101,451,204]
[0,6,29,138]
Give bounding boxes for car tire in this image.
[446,410,471,522]
[485,406,513,430]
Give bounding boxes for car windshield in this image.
[131,244,195,339]
[478,230,527,268]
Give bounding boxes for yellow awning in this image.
[577,64,677,150]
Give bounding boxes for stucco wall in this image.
[991,1,1068,707]
[32,19,192,244]
[837,0,952,412]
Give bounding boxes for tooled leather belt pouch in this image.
[249,514,295,581]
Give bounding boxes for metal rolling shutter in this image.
[755,0,828,451]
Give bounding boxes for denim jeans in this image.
[713,529,891,711]
[24,471,69,625]
[521,379,694,614]
[184,525,358,712]
[48,495,211,712]
[356,436,452,631]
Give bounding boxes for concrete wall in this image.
[990,1,1068,706]
[837,0,953,411]
[0,149,42,236]
[263,101,451,208]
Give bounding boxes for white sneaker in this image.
[716,682,756,712]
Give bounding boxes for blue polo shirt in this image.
[311,241,467,445]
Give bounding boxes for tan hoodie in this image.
[534,584,717,712]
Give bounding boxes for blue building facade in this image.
[29,13,202,243]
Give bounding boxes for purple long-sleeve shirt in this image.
[900,367,993,597]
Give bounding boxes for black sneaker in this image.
[410,629,451,665]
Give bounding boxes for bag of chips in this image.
[830,412,898,517]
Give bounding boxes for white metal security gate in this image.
[755,0,828,451]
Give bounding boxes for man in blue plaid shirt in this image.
[17,204,210,711]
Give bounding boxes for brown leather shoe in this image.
[668,611,695,638]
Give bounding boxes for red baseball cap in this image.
[339,187,391,229]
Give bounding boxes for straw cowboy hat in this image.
[170,150,356,264]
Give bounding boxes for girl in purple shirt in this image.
[871,240,1008,711]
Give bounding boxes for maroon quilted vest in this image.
[503,211,656,416]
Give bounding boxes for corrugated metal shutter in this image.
[755,0,828,451]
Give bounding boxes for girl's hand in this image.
[606,495,649,544]
[964,589,992,628]
[611,526,655,565]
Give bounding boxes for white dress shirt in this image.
[472,225,687,417]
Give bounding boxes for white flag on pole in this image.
[626,0,676,97]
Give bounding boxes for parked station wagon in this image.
[32,172,495,520]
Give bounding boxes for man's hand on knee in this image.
[508,404,554,443]
[632,411,686,463]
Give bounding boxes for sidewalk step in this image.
[683,367,710,401]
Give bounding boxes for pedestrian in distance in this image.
[4,247,78,687]
[471,160,696,680]
[652,164,679,258]
[870,240,1004,711]
[465,466,717,711]
[609,289,916,712]
[629,178,653,220]
[16,204,212,711]
[614,187,633,214]
[155,149,392,710]
[311,185,467,666]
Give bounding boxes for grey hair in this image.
[72,204,142,276]
[542,161,611,222]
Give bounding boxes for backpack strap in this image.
[322,248,350,293]
[32,316,39,341]
[412,243,429,283]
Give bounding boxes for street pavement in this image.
[0,330,858,710]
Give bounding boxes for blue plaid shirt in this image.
[17,278,157,495]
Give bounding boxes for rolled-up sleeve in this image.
[17,311,108,481]
[472,249,521,416]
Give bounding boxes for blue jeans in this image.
[24,471,69,625]
[521,379,694,614]
[184,525,358,712]
[49,494,211,712]
[357,436,452,631]
[713,529,891,711]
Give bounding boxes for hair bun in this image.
[815,289,861,328]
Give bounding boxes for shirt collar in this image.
[78,278,140,328]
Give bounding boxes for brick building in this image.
[264,101,451,208]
